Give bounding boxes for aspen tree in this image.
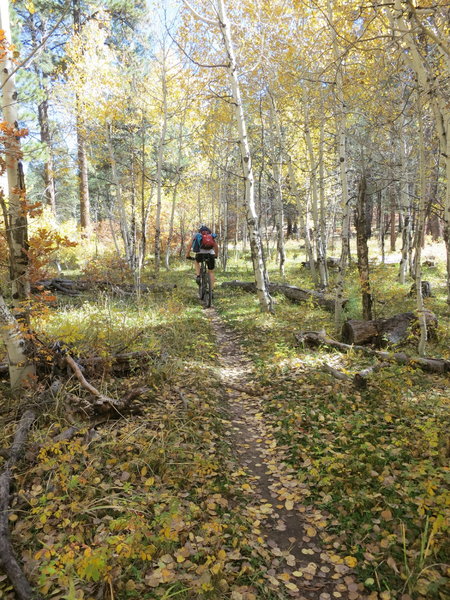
[72,0,90,234]
[388,0,450,303]
[182,0,272,311]
[268,94,285,276]
[154,40,169,275]
[415,94,428,356]
[0,0,35,389]
[0,2,30,307]
[326,0,350,324]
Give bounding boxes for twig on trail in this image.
[0,409,41,600]
[224,383,260,397]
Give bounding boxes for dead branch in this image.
[0,410,41,600]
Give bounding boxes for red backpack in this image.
[200,231,215,249]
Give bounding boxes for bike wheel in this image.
[198,271,204,300]
[205,270,213,308]
[199,266,207,302]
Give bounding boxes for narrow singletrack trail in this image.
[209,308,366,600]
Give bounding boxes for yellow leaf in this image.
[344,556,358,568]
[144,477,155,487]
[306,526,316,537]
[285,499,294,510]
[285,582,299,591]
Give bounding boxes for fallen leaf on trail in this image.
[285,499,294,510]
[285,582,299,591]
[386,556,398,572]
[344,556,358,568]
[381,509,393,521]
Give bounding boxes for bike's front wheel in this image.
[204,270,213,307]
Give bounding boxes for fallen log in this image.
[221,280,346,312]
[341,311,438,346]
[0,410,41,600]
[32,279,176,296]
[295,330,450,374]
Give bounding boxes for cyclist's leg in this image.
[194,254,201,282]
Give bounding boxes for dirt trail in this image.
[209,308,366,600]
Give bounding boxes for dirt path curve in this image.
[209,308,367,600]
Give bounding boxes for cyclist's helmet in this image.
[199,224,211,232]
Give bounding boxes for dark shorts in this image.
[195,253,215,270]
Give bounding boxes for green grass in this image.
[215,242,450,599]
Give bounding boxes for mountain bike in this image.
[187,256,213,307]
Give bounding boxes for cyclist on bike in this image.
[186,225,219,289]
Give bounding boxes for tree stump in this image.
[408,281,432,297]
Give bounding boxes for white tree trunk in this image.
[0,294,35,390]
[106,124,132,267]
[0,1,30,306]
[327,0,350,325]
[268,96,285,276]
[416,97,428,356]
[389,0,450,302]
[399,122,411,284]
[154,46,168,275]
[216,0,272,311]
[304,112,327,287]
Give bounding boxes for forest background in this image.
[0,0,449,599]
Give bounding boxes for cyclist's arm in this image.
[186,239,193,258]
[213,241,219,256]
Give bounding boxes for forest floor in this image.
[210,308,366,599]
[0,246,449,600]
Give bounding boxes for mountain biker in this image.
[186,225,219,290]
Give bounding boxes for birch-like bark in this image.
[165,113,185,270]
[318,108,329,287]
[268,95,285,276]
[304,111,326,287]
[389,0,450,302]
[326,0,350,324]
[154,48,168,275]
[215,0,272,311]
[399,124,411,284]
[288,159,315,273]
[415,97,428,356]
[0,294,35,390]
[222,178,229,271]
[106,125,132,266]
[0,3,31,310]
